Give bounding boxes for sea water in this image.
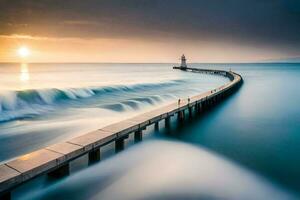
[0,63,299,199]
[0,63,228,162]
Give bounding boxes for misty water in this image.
[0,63,300,199]
[0,63,228,162]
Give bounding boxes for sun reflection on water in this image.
[20,63,30,82]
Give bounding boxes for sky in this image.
[0,0,300,63]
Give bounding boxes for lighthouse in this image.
[172,54,188,70]
[180,54,187,69]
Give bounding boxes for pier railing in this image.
[0,67,242,200]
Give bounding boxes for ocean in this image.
[0,63,300,199]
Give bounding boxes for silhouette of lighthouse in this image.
[180,54,187,69]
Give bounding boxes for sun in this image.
[18,46,30,58]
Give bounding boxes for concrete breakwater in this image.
[0,67,243,200]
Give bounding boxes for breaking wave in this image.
[0,81,182,123]
[102,96,163,112]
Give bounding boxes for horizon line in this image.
[0,61,300,65]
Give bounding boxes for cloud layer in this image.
[1,0,300,62]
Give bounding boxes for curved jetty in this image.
[0,67,242,199]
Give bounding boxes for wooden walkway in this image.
[0,67,242,199]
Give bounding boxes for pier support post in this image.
[188,106,193,118]
[115,137,125,152]
[199,102,203,113]
[89,148,100,164]
[154,122,159,130]
[165,117,171,128]
[178,110,185,122]
[195,103,199,113]
[48,163,70,178]
[134,130,143,142]
[202,101,206,111]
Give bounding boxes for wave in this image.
[101,96,163,112]
[0,81,182,123]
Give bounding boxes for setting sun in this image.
[18,46,30,58]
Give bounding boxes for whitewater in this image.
[0,63,228,162]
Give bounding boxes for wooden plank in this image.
[46,142,85,160]
[100,120,139,138]
[127,115,150,129]
[0,165,21,193]
[68,130,116,150]
[6,149,64,179]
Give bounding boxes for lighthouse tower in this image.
[180,54,187,69]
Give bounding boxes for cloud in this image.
[0,1,299,43]
[0,33,123,43]
[61,20,100,26]
[0,0,300,60]
[0,34,49,40]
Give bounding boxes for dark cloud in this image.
[1,0,300,50]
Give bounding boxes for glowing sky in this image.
[0,0,300,63]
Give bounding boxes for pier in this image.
[0,67,242,199]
